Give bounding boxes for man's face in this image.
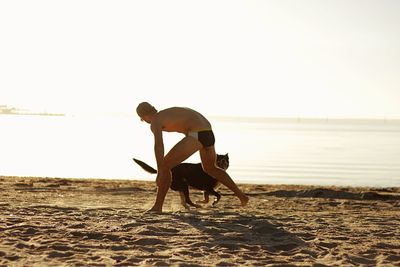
[140,115,151,124]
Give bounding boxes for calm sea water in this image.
[1,114,399,187]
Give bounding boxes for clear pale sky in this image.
[1,0,399,119]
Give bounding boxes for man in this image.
[136,101,249,212]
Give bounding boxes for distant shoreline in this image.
[0,105,65,117]
[0,112,65,116]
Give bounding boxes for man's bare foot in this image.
[240,195,249,206]
[144,207,162,214]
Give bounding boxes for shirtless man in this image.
[136,102,249,212]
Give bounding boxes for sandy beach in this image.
[0,176,399,266]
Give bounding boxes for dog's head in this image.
[216,153,229,170]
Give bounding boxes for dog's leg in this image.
[196,191,210,204]
[182,185,202,208]
[179,192,190,210]
[210,190,221,206]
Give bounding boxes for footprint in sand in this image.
[132,237,166,246]
[47,251,74,258]
[317,241,339,249]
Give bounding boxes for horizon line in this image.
[2,104,400,121]
[2,111,400,122]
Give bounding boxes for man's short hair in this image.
[136,102,156,117]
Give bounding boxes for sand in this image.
[0,176,399,266]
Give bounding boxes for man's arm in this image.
[150,119,165,170]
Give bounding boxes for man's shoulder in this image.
[159,107,195,116]
[161,106,188,112]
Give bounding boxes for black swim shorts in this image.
[187,130,215,148]
[198,130,215,148]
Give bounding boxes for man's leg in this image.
[149,169,172,212]
[200,146,249,206]
[148,136,201,212]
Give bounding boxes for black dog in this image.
[133,154,229,208]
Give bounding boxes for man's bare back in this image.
[154,107,212,134]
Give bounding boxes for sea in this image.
[1,114,399,188]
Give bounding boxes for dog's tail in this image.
[132,158,157,174]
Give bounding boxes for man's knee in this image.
[163,158,175,170]
[202,164,219,176]
[156,169,172,187]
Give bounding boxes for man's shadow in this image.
[170,211,306,254]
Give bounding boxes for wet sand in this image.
[1,176,399,266]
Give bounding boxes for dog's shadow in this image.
[170,210,306,254]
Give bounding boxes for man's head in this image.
[136,102,157,122]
